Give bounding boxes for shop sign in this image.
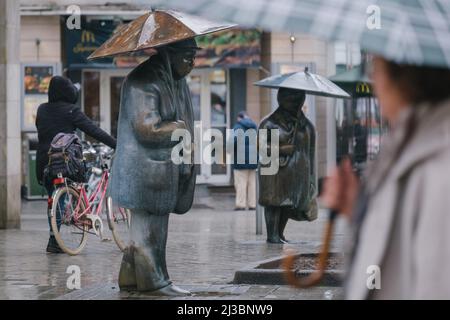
[65,18,261,69]
[195,29,261,68]
[64,18,117,66]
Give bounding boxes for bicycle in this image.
[48,144,131,255]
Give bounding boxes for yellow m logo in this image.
[81,31,96,43]
[356,82,371,94]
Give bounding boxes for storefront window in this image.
[210,70,227,175]
[187,75,201,122]
[333,48,387,174]
[110,77,125,138]
[210,70,227,126]
[186,69,230,182]
[335,96,387,174]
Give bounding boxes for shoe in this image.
[46,236,64,254]
[118,246,137,291]
[249,207,256,211]
[147,284,191,297]
[266,237,286,244]
[234,207,246,211]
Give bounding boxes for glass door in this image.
[82,69,130,141]
[187,69,231,185]
[99,69,131,138]
[209,70,228,178]
[109,76,125,138]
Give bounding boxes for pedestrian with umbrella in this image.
[323,56,450,299]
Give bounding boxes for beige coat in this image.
[346,99,450,300]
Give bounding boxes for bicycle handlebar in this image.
[101,149,115,160]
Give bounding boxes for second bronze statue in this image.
[258,88,318,244]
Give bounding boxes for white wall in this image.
[20,16,61,63]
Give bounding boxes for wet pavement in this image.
[0,189,348,300]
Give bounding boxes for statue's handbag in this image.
[259,154,296,207]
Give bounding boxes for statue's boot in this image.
[118,245,137,291]
[146,284,191,297]
[278,212,290,243]
[119,210,190,296]
[133,244,170,292]
[265,207,284,244]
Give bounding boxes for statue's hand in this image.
[175,120,187,130]
[279,144,295,156]
[309,182,316,197]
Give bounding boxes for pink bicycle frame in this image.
[53,171,109,227]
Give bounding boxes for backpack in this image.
[43,133,86,183]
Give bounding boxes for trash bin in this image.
[24,134,46,200]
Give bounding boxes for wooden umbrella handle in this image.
[283,210,338,288]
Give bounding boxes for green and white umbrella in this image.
[255,68,351,98]
[150,0,450,69]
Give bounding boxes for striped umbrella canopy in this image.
[150,0,450,69]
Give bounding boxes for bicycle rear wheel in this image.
[106,197,131,252]
[50,186,89,256]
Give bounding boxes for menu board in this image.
[22,65,56,131]
[24,66,53,94]
[23,95,48,130]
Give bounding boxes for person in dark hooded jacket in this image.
[229,111,258,210]
[35,76,117,253]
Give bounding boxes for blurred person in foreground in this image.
[322,56,450,299]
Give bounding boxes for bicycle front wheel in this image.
[50,186,89,256]
[106,197,131,252]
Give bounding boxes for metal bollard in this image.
[255,169,263,235]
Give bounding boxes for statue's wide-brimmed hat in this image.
[255,68,351,98]
[88,10,235,60]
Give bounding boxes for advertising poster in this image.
[23,65,55,131]
[195,29,261,68]
[24,66,53,94]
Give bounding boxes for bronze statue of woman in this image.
[258,88,318,243]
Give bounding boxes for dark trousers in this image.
[45,184,63,236]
